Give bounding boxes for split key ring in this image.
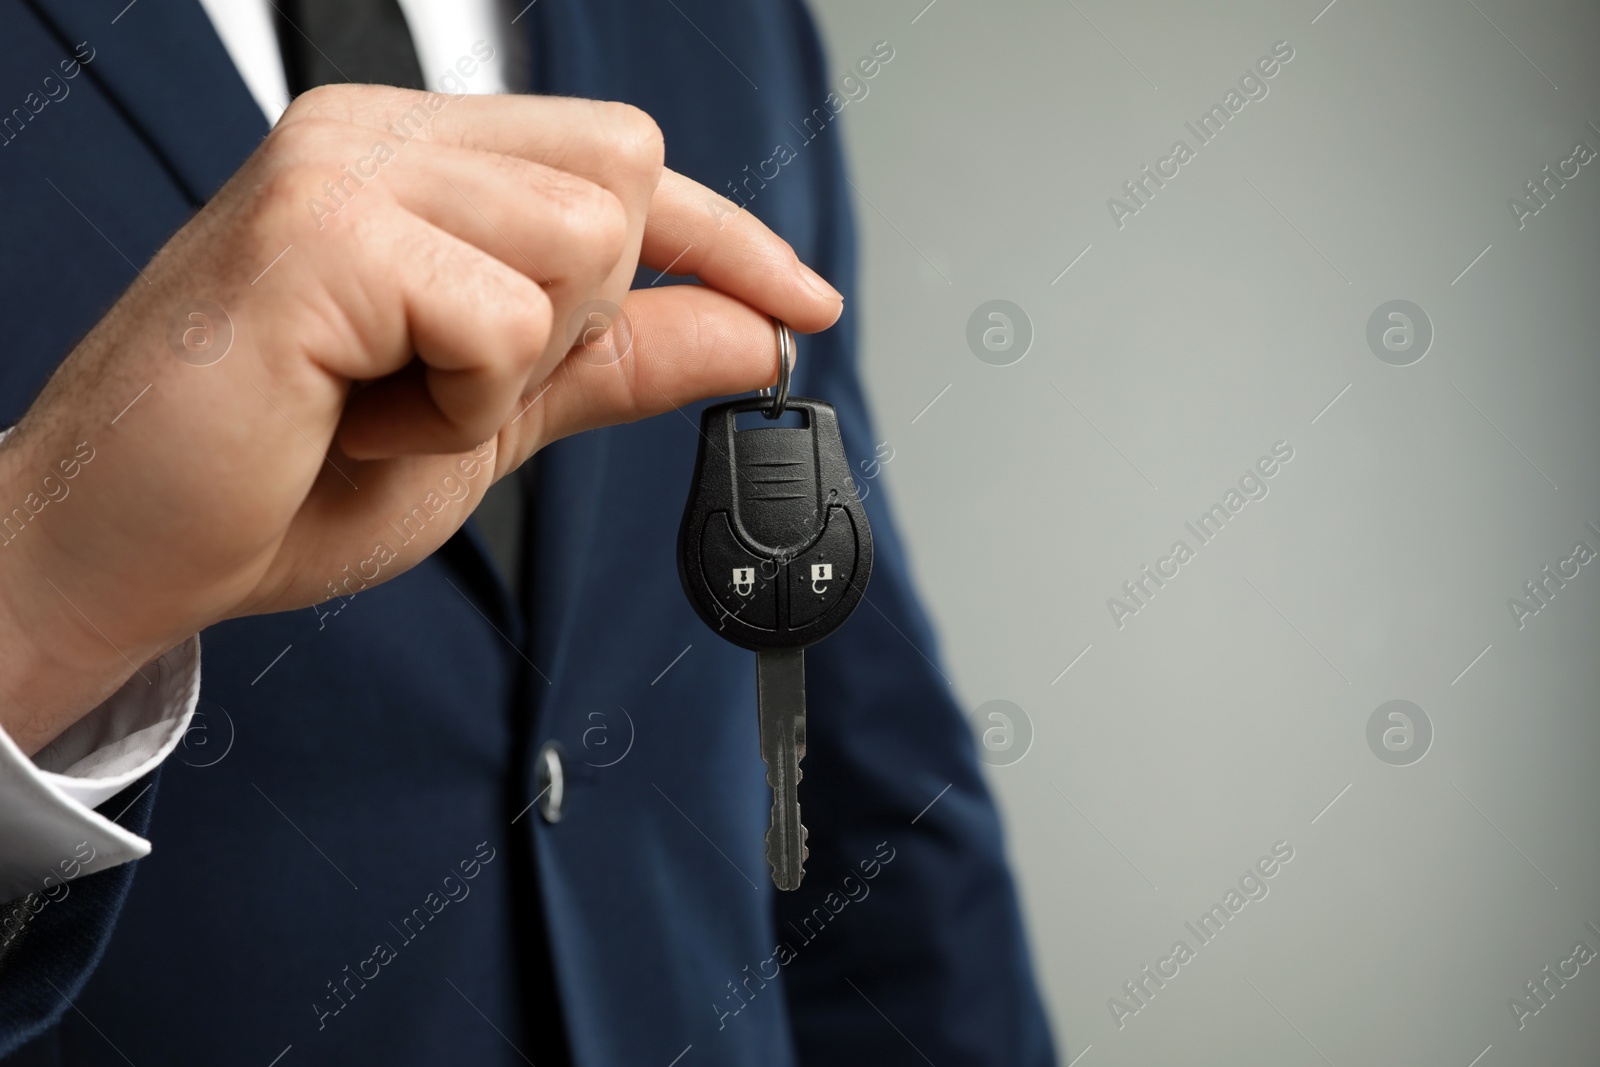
[758,318,794,419]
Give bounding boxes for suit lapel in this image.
[526,429,612,697]
[23,0,267,203]
[515,8,616,696]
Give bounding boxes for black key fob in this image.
[677,396,873,652]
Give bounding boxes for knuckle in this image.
[572,186,629,267]
[255,159,325,221]
[507,281,554,355]
[281,84,338,123]
[343,200,392,251]
[253,119,401,241]
[484,276,553,376]
[260,117,342,167]
[540,173,627,276]
[600,101,665,182]
[281,83,359,123]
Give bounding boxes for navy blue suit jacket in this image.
[0,1,1055,1063]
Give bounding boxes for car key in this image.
[677,345,873,891]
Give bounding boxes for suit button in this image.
[535,741,567,823]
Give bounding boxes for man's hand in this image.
[0,86,842,754]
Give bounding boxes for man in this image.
[0,0,1055,1063]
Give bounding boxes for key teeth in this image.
[764,821,810,891]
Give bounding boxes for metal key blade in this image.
[756,647,808,890]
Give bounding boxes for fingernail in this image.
[797,260,843,304]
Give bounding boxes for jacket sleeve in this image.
[0,637,199,1057]
[0,773,161,1058]
[771,5,1057,1065]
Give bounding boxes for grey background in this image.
[806,0,1600,1063]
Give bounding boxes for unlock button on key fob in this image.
[789,507,858,629]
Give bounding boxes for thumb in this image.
[517,284,803,453]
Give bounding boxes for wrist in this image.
[0,434,160,756]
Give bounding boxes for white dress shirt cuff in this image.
[0,636,200,903]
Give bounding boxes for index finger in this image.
[282,88,664,209]
[282,87,843,332]
[636,170,843,335]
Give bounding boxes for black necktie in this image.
[274,1,531,597]
[275,0,426,95]
[473,464,533,599]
